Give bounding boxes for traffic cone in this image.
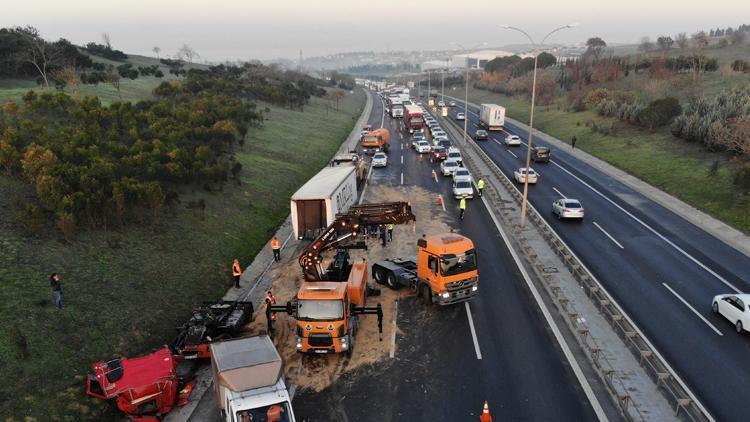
[437,194,443,207]
[480,401,492,422]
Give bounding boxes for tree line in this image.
[0,62,329,238]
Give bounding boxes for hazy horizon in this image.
[3,0,749,61]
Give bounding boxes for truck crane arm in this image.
[299,201,416,281]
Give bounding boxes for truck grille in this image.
[446,278,476,291]
[308,333,333,347]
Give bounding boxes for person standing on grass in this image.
[232,259,242,288]
[571,135,577,149]
[50,273,63,309]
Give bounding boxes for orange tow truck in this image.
[360,128,391,155]
[271,202,416,354]
[372,232,479,305]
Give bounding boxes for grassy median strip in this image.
[461,85,749,233]
[0,87,364,420]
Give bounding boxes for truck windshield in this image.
[409,118,423,124]
[440,250,477,276]
[235,401,292,422]
[297,300,344,320]
[362,136,379,143]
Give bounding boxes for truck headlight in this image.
[472,285,478,292]
[341,342,348,350]
[296,337,303,350]
[441,292,450,299]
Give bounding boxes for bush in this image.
[585,88,612,107]
[637,97,682,129]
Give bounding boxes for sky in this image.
[3,0,749,61]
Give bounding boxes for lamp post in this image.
[499,24,576,228]
[451,41,488,145]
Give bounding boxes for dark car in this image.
[437,139,452,150]
[430,146,448,161]
[475,130,489,140]
[532,146,551,163]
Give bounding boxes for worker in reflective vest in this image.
[459,197,467,220]
[477,178,485,197]
[232,259,242,288]
[386,223,394,242]
[271,236,281,262]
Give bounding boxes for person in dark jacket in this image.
[50,273,63,309]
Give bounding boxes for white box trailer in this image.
[211,336,295,422]
[291,166,357,239]
[479,104,506,131]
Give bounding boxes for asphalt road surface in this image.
[289,94,602,421]
[441,98,750,422]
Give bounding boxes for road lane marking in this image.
[552,187,567,198]
[380,97,385,127]
[400,156,403,164]
[507,149,518,158]
[662,283,723,336]
[493,139,503,147]
[464,302,482,360]
[400,172,403,185]
[593,222,624,249]
[390,300,398,358]
[552,161,742,294]
[478,193,608,421]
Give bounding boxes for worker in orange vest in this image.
[232,259,242,288]
[266,404,284,422]
[271,236,281,262]
[265,290,277,333]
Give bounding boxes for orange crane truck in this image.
[360,128,391,155]
[372,232,479,305]
[271,201,416,354]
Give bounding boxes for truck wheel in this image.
[373,267,385,284]
[422,285,432,305]
[386,273,400,290]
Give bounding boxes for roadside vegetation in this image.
[0,33,366,419]
[461,24,750,233]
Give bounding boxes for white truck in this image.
[291,166,357,239]
[479,104,506,131]
[211,336,295,422]
[387,96,404,118]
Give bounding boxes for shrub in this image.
[638,97,682,129]
[585,88,611,108]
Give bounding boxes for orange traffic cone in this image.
[480,401,492,422]
[437,194,443,207]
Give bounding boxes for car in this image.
[475,130,489,140]
[430,146,448,161]
[456,112,465,120]
[416,140,431,153]
[453,168,472,182]
[449,101,457,107]
[440,159,460,176]
[447,151,462,165]
[552,198,584,220]
[505,135,522,146]
[372,152,388,168]
[432,129,447,138]
[412,132,425,141]
[712,294,750,333]
[438,101,446,107]
[437,139,453,150]
[433,135,449,144]
[514,167,539,184]
[452,179,474,199]
[532,146,551,163]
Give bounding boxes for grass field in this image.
[0,77,164,105]
[0,86,365,420]
[461,85,750,233]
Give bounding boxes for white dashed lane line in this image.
[592,222,624,250]
[662,283,723,336]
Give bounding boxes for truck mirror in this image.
[286,301,294,315]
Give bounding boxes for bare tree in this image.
[176,44,199,65]
[152,46,161,59]
[639,36,654,54]
[15,26,64,88]
[691,31,709,49]
[105,65,122,100]
[102,32,111,49]
[52,66,81,101]
[675,33,688,49]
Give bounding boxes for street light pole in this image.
[451,42,487,145]
[499,24,576,228]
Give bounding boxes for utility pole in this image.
[298,49,303,72]
[441,61,445,105]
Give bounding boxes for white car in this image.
[505,135,522,146]
[447,151,462,164]
[456,112,465,120]
[440,159,460,176]
[514,167,538,184]
[431,128,446,137]
[433,134,449,144]
[453,168,472,182]
[552,198,584,220]
[713,294,750,333]
[372,152,388,168]
[449,101,457,107]
[438,101,446,107]
[453,179,474,199]
[416,140,431,153]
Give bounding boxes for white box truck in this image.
[291,166,357,239]
[479,104,506,131]
[211,336,295,422]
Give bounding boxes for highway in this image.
[291,93,606,421]
[439,97,750,421]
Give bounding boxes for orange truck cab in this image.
[361,128,391,155]
[280,261,380,354]
[372,233,479,305]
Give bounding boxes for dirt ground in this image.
[242,184,456,392]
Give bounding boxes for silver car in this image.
[453,168,472,182]
[372,152,388,168]
[440,159,460,176]
[552,199,585,220]
[453,179,474,199]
